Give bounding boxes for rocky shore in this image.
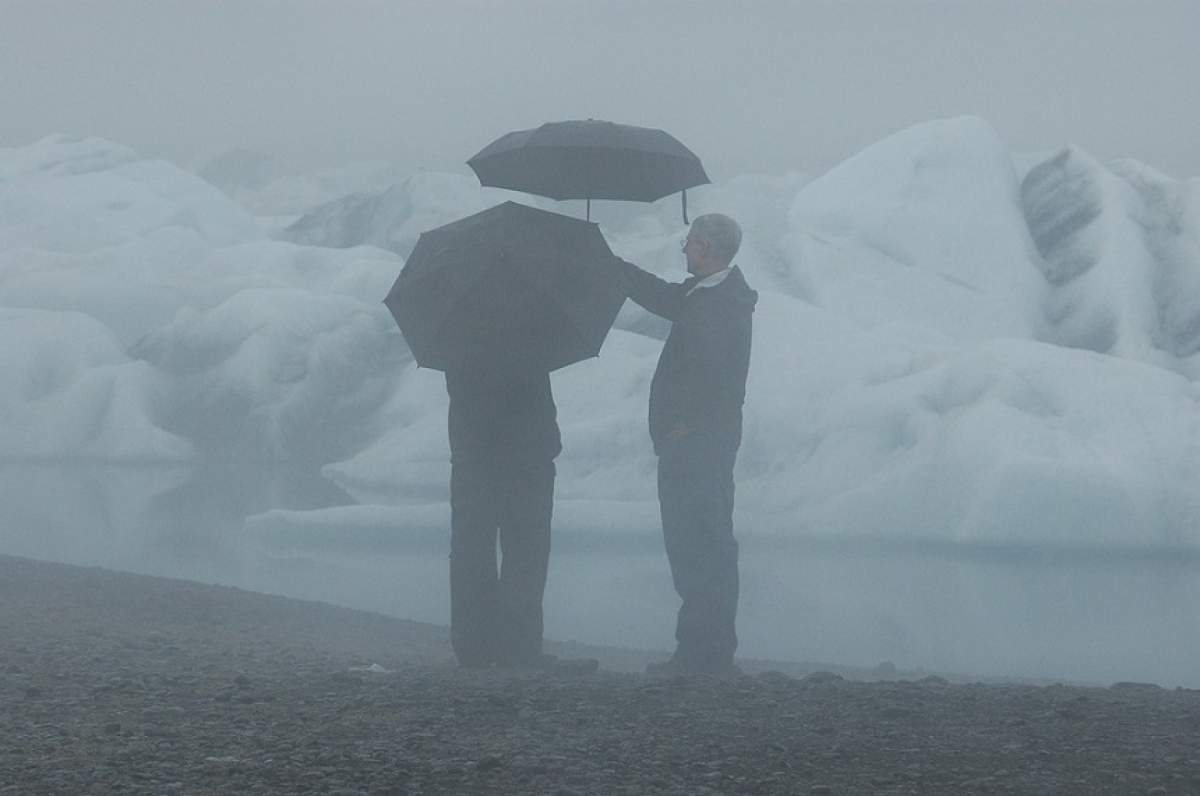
[1,554,1198,795]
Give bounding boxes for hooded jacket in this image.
[619,261,758,455]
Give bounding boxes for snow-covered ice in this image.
[3,119,1200,683]
[4,121,1199,547]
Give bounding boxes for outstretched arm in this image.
[614,257,686,322]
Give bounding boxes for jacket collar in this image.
[685,266,733,297]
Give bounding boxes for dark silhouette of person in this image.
[442,283,598,674]
[613,213,757,675]
[445,362,560,668]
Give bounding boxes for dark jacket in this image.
[445,367,561,463]
[619,261,757,455]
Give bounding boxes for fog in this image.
[2,0,1198,179]
[3,1,1200,688]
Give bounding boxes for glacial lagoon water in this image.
[2,463,1198,688]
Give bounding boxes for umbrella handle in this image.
[681,189,689,225]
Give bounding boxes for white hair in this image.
[690,213,742,265]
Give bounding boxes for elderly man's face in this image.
[680,232,710,275]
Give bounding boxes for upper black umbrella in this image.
[384,201,625,374]
[467,119,709,222]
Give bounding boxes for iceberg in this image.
[2,117,1198,556]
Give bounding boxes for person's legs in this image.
[449,457,501,667]
[494,459,555,665]
[657,434,739,670]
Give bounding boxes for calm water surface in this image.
[2,463,1198,687]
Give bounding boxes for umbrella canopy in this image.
[384,201,625,374]
[467,119,709,220]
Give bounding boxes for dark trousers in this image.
[657,432,739,667]
[449,456,555,666]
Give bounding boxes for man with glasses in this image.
[612,213,757,676]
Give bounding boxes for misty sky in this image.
[1,0,1197,181]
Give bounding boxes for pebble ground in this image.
[2,555,1198,795]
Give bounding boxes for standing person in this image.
[614,214,757,676]
[445,345,598,674]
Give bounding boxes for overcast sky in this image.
[1,0,1196,181]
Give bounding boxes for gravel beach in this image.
[2,554,1198,795]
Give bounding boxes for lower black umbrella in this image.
[384,201,625,373]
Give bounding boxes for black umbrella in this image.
[467,119,709,222]
[384,201,625,374]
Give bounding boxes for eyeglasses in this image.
[680,236,707,251]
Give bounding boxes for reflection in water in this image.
[0,461,352,583]
[0,464,189,570]
[141,455,355,580]
[736,543,1200,688]
[2,463,1199,687]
